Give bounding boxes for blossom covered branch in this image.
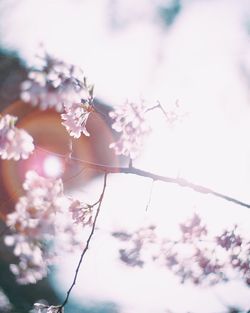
[59,173,108,313]
[0,51,249,313]
[21,51,94,138]
[113,214,250,286]
[0,114,34,160]
[4,170,103,285]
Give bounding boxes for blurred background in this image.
[0,0,250,312]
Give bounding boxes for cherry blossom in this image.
[4,171,85,284]
[20,52,85,112]
[109,99,151,159]
[0,114,34,160]
[20,52,95,138]
[113,214,250,286]
[6,235,49,284]
[61,101,92,138]
[6,171,64,235]
[68,199,94,225]
[6,49,250,313]
[33,303,63,313]
[4,171,64,283]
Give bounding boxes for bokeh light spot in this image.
[43,155,64,178]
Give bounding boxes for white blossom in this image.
[61,102,92,138]
[5,171,86,284]
[69,199,93,226]
[33,303,63,313]
[5,233,49,284]
[20,52,94,118]
[6,171,64,236]
[5,171,63,283]
[20,52,95,138]
[109,100,151,159]
[20,53,74,112]
[33,303,49,313]
[0,114,34,160]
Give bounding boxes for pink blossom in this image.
[5,171,86,284]
[33,303,63,313]
[109,100,151,159]
[5,171,64,283]
[6,171,64,234]
[68,199,93,226]
[61,102,92,138]
[0,114,34,160]
[20,52,94,117]
[20,52,95,138]
[8,238,48,284]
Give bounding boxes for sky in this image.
[0,0,250,312]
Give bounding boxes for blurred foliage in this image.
[0,48,26,109]
[158,0,182,27]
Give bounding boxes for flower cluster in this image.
[6,170,64,234]
[216,227,250,286]
[5,234,50,284]
[61,101,92,138]
[32,303,63,313]
[113,214,250,287]
[68,199,94,226]
[4,171,88,284]
[179,213,207,242]
[109,100,151,159]
[21,52,83,111]
[20,52,94,138]
[5,171,64,284]
[113,225,157,267]
[0,114,34,160]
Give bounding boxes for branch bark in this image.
[37,145,250,209]
[70,156,250,209]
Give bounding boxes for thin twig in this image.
[129,158,133,169]
[146,101,169,120]
[59,172,108,311]
[63,166,88,185]
[35,145,250,209]
[145,179,154,212]
[156,100,171,120]
[145,103,160,113]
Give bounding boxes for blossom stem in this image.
[146,101,168,119]
[59,172,108,312]
[145,179,154,212]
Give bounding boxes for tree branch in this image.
[36,145,250,209]
[145,179,154,211]
[58,172,108,312]
[70,158,250,209]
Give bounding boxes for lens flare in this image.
[43,155,63,178]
